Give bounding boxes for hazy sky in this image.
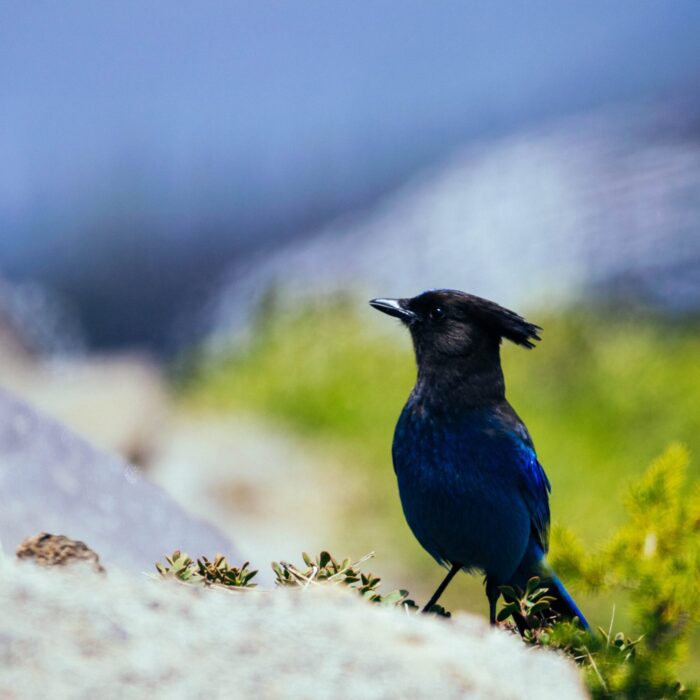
[2,1,699,226]
[1,2,699,348]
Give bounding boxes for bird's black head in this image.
[370,290,541,401]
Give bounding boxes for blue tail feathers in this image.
[546,572,590,630]
[509,542,590,630]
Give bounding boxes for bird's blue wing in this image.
[496,410,552,554]
[515,440,551,554]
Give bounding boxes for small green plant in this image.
[156,551,258,589]
[155,550,198,581]
[498,576,558,633]
[271,550,428,612]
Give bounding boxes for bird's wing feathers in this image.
[517,444,551,553]
[495,407,552,553]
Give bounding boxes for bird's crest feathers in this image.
[462,295,542,349]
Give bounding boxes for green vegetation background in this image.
[181,298,700,681]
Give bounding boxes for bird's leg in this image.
[422,562,461,613]
[485,579,500,625]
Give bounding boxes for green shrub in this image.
[545,444,700,697]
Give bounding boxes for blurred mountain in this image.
[207,103,700,346]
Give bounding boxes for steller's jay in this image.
[369,289,588,629]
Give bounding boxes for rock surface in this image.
[0,354,168,466]
[0,389,235,571]
[0,557,587,699]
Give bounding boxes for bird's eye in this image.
[428,306,445,322]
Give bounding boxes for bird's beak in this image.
[369,298,417,322]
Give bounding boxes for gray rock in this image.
[0,354,169,467]
[0,388,236,571]
[0,559,587,699]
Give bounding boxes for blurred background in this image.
[2,0,700,673]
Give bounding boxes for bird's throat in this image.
[413,357,506,410]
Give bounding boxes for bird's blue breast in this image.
[392,401,549,583]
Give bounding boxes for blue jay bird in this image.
[370,289,588,629]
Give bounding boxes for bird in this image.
[369,289,588,629]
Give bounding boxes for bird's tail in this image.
[509,545,589,631]
[544,571,589,631]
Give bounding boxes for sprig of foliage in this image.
[156,551,258,589]
[272,550,437,613]
[272,550,366,587]
[196,555,258,588]
[155,550,198,581]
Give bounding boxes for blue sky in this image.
[2,1,699,228]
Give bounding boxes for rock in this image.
[0,389,236,572]
[0,354,169,467]
[0,558,587,699]
[16,532,105,573]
